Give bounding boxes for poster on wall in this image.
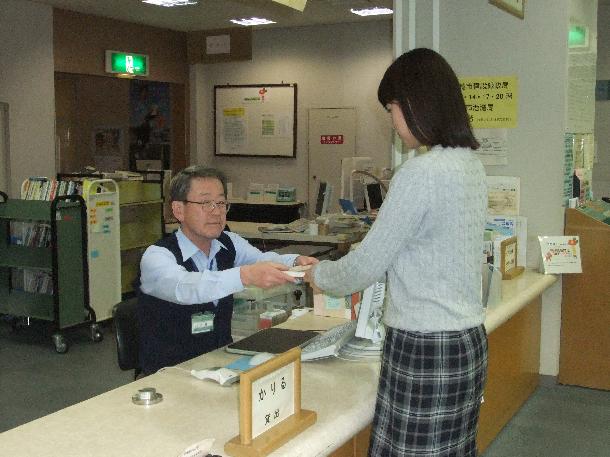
[129,80,171,171]
[486,175,520,215]
[474,128,508,165]
[92,126,124,171]
[459,76,518,129]
[214,84,297,158]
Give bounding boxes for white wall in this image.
[0,0,55,197]
[396,0,570,376]
[191,21,393,202]
[442,0,570,377]
[595,3,610,197]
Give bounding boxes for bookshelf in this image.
[0,191,100,353]
[117,178,164,295]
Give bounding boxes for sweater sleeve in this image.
[312,160,429,296]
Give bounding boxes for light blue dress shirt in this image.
[139,228,298,305]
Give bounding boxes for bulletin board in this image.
[214,84,297,158]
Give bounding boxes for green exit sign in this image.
[105,50,149,76]
[568,25,588,49]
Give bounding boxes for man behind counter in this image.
[137,165,318,375]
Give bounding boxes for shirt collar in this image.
[176,228,228,261]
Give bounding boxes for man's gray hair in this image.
[169,165,228,202]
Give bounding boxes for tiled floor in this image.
[1,319,609,456]
[0,318,132,433]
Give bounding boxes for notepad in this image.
[226,328,319,355]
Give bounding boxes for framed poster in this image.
[214,84,297,158]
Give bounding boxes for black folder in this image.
[226,328,319,355]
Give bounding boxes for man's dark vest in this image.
[136,232,236,375]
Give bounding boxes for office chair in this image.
[112,299,141,379]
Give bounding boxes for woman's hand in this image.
[303,268,322,294]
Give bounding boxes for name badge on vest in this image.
[192,312,214,334]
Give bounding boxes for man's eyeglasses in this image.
[181,200,231,212]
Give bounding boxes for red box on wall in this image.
[320,135,344,144]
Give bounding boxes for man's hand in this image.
[294,256,319,267]
[240,262,296,288]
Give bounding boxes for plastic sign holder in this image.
[225,347,316,457]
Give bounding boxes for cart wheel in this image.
[90,324,103,343]
[52,333,69,354]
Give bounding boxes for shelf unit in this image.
[117,179,164,295]
[0,191,100,353]
[57,172,165,297]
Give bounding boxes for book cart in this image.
[0,191,101,353]
[81,179,122,321]
[59,172,165,297]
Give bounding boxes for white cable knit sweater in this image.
[312,146,488,332]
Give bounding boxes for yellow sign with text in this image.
[460,76,518,128]
[223,108,245,117]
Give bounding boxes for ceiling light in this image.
[350,7,393,17]
[141,0,198,7]
[230,17,277,26]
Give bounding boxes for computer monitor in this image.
[340,157,373,210]
[315,181,332,217]
[355,282,385,343]
[364,182,384,212]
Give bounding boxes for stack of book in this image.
[9,222,51,248]
[20,177,80,200]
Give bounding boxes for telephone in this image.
[355,282,386,343]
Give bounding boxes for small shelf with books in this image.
[0,189,101,353]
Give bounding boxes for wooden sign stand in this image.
[500,236,524,280]
[225,347,316,457]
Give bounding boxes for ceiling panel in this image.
[31,0,393,32]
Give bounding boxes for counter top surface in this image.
[0,271,556,457]
[485,270,557,333]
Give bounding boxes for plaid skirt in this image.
[368,325,488,457]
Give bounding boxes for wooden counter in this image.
[0,271,555,456]
[560,208,610,390]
